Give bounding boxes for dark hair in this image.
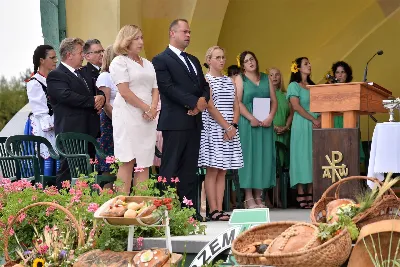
[169,19,189,32]
[83,39,101,54]
[331,61,353,82]
[227,65,240,77]
[239,51,259,75]
[289,57,315,85]
[32,45,54,74]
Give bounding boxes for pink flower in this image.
[136,237,144,249]
[90,158,98,165]
[43,186,59,196]
[92,183,102,191]
[61,180,70,189]
[9,228,14,236]
[45,206,56,216]
[35,182,43,189]
[107,189,114,194]
[183,196,193,206]
[38,244,49,254]
[31,195,37,201]
[157,176,163,182]
[87,203,99,213]
[75,180,89,189]
[18,199,22,204]
[134,166,144,173]
[188,217,196,225]
[70,188,83,203]
[18,213,26,223]
[89,228,96,238]
[105,156,116,164]
[171,177,180,183]
[45,225,51,232]
[162,177,167,183]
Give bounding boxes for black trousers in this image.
[160,129,201,210]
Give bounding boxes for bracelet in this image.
[145,107,152,114]
[226,125,233,132]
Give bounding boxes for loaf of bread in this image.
[137,205,157,218]
[100,205,127,217]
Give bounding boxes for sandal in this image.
[296,193,312,209]
[201,200,206,213]
[244,198,258,209]
[304,193,314,208]
[209,210,230,221]
[255,197,266,208]
[219,210,231,219]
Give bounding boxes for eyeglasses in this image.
[86,50,104,55]
[211,56,226,61]
[243,57,255,64]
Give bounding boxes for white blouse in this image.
[96,72,118,106]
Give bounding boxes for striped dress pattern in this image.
[198,74,244,170]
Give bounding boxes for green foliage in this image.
[318,214,360,242]
[0,69,31,130]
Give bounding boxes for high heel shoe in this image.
[255,197,266,208]
[244,198,258,209]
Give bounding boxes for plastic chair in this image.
[275,141,290,209]
[5,135,60,186]
[55,132,116,186]
[0,137,20,181]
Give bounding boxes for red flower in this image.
[166,204,172,210]
[163,198,172,204]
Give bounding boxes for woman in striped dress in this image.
[198,46,243,221]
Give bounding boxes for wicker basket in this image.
[311,176,400,228]
[3,202,86,265]
[231,221,352,267]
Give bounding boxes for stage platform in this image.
[142,209,311,253]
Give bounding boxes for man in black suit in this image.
[47,37,105,189]
[80,39,104,82]
[152,19,210,220]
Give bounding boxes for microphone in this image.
[363,50,383,82]
[326,73,339,83]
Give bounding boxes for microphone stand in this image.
[363,53,378,82]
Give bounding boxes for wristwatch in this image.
[231,123,239,129]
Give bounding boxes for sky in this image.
[0,0,43,79]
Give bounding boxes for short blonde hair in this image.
[101,45,116,72]
[59,38,84,60]
[113,25,141,55]
[204,46,224,68]
[268,67,286,92]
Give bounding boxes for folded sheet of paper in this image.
[253,97,270,121]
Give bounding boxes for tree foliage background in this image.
[0,69,30,130]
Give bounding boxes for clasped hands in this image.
[250,116,273,128]
[187,97,207,116]
[223,126,237,141]
[274,125,289,135]
[312,118,321,129]
[94,95,105,114]
[142,106,158,121]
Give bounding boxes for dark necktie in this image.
[74,70,90,92]
[180,52,197,79]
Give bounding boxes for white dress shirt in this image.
[168,44,197,75]
[61,61,77,76]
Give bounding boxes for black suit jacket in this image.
[80,62,100,83]
[47,63,104,137]
[152,47,210,131]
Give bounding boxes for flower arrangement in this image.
[0,156,206,264]
[290,61,298,73]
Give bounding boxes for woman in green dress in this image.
[269,68,293,207]
[235,51,277,209]
[330,61,365,163]
[287,57,320,209]
[269,68,293,161]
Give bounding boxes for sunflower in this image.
[33,258,45,267]
[290,61,298,73]
[236,54,241,67]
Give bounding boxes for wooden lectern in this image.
[309,82,392,200]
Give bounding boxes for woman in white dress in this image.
[95,45,118,175]
[110,25,159,194]
[26,45,58,173]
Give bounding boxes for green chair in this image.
[5,135,59,186]
[0,137,20,181]
[55,132,117,186]
[275,141,290,209]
